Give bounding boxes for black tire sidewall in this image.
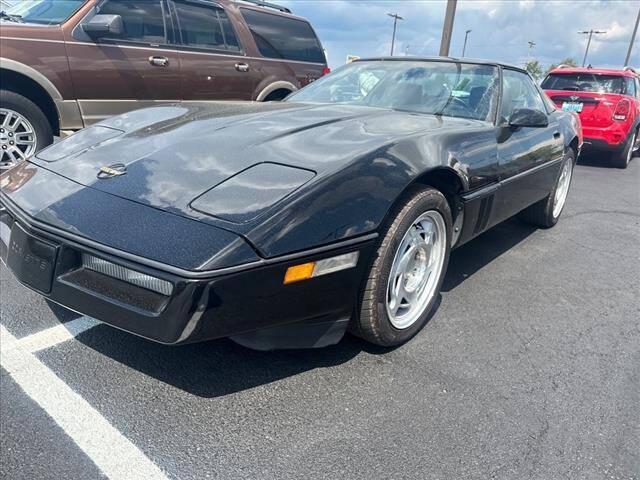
[614,129,636,169]
[0,90,53,156]
[364,188,452,346]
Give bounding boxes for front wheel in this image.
[351,187,452,347]
[519,149,575,228]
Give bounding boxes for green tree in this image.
[546,57,578,75]
[524,60,543,80]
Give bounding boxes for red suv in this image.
[542,66,640,168]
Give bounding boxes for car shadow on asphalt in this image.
[53,218,535,398]
[576,151,616,169]
[442,218,537,292]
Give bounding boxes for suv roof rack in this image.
[238,0,292,13]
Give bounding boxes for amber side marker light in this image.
[283,252,359,285]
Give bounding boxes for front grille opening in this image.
[59,268,170,314]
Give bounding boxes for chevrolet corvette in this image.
[0,58,581,350]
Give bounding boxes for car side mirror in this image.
[82,14,123,38]
[508,108,549,128]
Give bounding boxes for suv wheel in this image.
[0,90,53,170]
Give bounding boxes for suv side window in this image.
[173,1,240,52]
[98,0,167,44]
[500,69,546,122]
[240,8,325,63]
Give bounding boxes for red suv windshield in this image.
[541,73,627,95]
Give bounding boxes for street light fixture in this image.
[578,29,606,67]
[387,13,404,56]
[462,29,471,57]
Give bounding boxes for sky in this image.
[280,0,639,71]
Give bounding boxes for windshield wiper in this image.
[0,11,24,23]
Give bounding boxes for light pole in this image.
[387,13,404,56]
[624,6,640,66]
[578,29,606,67]
[439,0,457,56]
[462,29,471,57]
[527,40,536,62]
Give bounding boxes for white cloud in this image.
[282,0,639,69]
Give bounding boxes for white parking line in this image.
[0,325,168,480]
[18,316,101,353]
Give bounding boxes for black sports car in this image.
[0,58,581,350]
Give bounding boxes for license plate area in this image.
[562,102,583,113]
[6,223,58,293]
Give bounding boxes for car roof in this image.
[547,67,637,77]
[353,56,527,73]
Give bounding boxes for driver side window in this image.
[500,70,545,122]
[97,0,167,44]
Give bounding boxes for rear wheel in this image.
[611,128,638,169]
[0,90,53,170]
[519,149,575,228]
[352,187,451,347]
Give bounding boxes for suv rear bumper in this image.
[582,123,631,149]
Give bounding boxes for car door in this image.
[170,0,257,101]
[492,68,564,223]
[66,0,180,125]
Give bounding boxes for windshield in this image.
[287,61,500,121]
[3,0,84,25]
[541,73,626,94]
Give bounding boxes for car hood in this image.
[32,102,478,227]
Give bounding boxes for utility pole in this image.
[578,29,606,67]
[439,0,457,56]
[387,13,404,56]
[462,29,471,57]
[624,6,640,66]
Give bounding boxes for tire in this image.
[519,149,575,228]
[351,186,452,347]
[0,89,53,169]
[611,128,637,169]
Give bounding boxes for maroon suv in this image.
[0,0,329,169]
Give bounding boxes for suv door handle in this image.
[235,62,249,72]
[149,56,169,67]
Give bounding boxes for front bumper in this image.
[0,198,376,349]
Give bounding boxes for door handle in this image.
[235,62,249,72]
[149,56,169,67]
[553,131,561,139]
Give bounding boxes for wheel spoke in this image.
[385,210,447,329]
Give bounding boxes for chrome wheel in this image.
[0,108,37,169]
[552,158,572,219]
[386,210,447,329]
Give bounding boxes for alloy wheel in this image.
[552,157,573,219]
[386,210,447,329]
[0,108,37,170]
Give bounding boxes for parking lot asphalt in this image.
[1,153,639,480]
